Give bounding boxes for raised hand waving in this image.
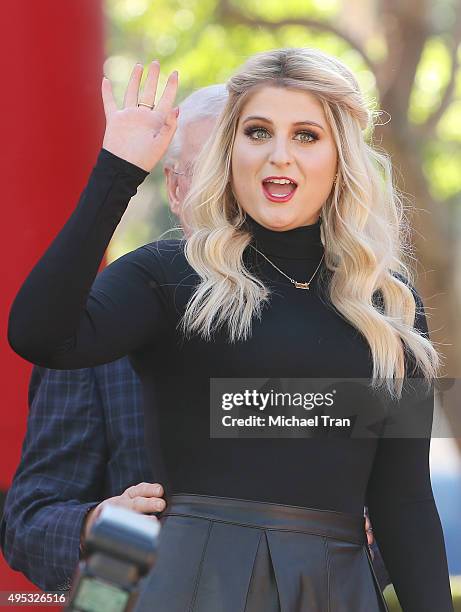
[102,61,179,172]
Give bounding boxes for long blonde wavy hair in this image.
[179,47,440,398]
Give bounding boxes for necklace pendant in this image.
[294,281,310,290]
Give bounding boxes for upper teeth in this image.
[265,178,294,185]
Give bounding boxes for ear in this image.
[164,167,180,216]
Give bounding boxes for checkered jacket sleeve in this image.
[1,359,151,591]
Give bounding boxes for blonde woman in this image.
[9,49,452,611]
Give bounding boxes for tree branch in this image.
[419,3,461,135]
[377,0,431,122]
[216,0,377,75]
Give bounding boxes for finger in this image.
[124,63,144,108]
[125,482,164,499]
[152,483,164,497]
[138,60,160,109]
[136,482,163,498]
[125,484,138,499]
[152,107,179,149]
[154,70,179,117]
[101,77,117,119]
[132,496,166,514]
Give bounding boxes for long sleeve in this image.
[366,437,453,611]
[0,362,153,591]
[8,148,171,369]
[366,286,453,611]
[0,367,107,590]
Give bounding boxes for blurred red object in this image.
[0,0,105,604]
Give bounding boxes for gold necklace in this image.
[250,245,325,290]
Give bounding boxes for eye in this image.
[243,126,319,144]
[243,126,271,140]
[294,131,318,143]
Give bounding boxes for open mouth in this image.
[262,177,298,203]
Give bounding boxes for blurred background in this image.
[1,0,460,609]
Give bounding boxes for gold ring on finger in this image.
[138,102,155,109]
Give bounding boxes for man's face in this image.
[165,116,217,229]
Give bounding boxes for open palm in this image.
[102,61,179,172]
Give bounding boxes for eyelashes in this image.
[243,125,319,144]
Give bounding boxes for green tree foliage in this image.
[104,0,461,381]
[104,0,460,214]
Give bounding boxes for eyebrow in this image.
[242,115,325,131]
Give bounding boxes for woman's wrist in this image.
[98,147,150,181]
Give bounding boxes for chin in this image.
[254,206,301,231]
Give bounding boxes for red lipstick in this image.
[261,176,298,203]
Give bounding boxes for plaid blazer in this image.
[1,356,390,592]
[1,357,152,591]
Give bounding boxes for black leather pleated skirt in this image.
[134,494,389,612]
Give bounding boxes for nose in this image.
[268,136,294,167]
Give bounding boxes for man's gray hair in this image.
[164,84,228,168]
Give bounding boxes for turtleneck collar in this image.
[244,213,324,261]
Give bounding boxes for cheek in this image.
[231,144,250,196]
[181,178,192,194]
[232,140,261,173]
[302,143,337,176]
[177,176,193,203]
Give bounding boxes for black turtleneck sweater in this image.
[8,148,453,611]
